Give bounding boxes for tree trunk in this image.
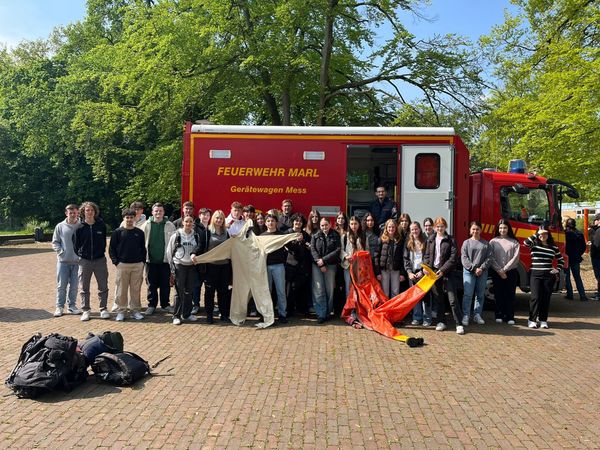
[317,0,338,126]
[282,89,291,126]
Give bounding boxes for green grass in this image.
[0,229,34,236]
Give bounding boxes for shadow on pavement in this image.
[0,307,53,323]
[33,377,154,403]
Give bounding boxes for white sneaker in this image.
[507,320,515,325]
[423,321,431,327]
[162,305,174,313]
[411,320,420,326]
[191,306,200,315]
[456,325,465,335]
[185,314,198,322]
[539,321,549,329]
[173,317,182,325]
[435,322,447,331]
[53,307,63,317]
[528,320,538,328]
[495,318,503,323]
[145,306,156,315]
[116,313,125,322]
[131,311,144,320]
[81,310,91,321]
[461,315,469,326]
[100,310,110,319]
[473,314,485,325]
[110,303,119,312]
[68,306,82,315]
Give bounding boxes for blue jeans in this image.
[267,263,287,318]
[412,285,432,323]
[564,262,587,299]
[312,264,336,319]
[462,268,487,317]
[343,267,351,298]
[56,262,79,309]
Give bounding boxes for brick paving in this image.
[1,242,599,449]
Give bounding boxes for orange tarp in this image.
[341,251,438,344]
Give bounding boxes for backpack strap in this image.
[172,231,182,258]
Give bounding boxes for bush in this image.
[24,219,50,233]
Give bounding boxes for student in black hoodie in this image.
[74,201,109,322]
[109,209,147,321]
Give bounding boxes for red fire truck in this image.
[182,123,579,293]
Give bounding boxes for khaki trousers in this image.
[115,262,144,312]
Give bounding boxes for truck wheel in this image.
[484,277,495,310]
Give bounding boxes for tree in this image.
[477,0,600,199]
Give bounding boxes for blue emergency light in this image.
[508,159,527,174]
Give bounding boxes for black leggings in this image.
[492,269,518,322]
[205,263,232,320]
[529,271,556,322]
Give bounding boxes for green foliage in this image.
[476,0,600,200]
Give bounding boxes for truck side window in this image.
[502,188,550,225]
[414,153,440,189]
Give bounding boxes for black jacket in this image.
[190,224,210,255]
[589,225,600,259]
[423,233,458,276]
[285,229,311,269]
[310,229,341,265]
[369,197,396,227]
[75,219,107,260]
[565,228,586,264]
[189,225,211,273]
[364,230,380,272]
[376,238,406,274]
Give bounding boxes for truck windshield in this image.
[502,188,551,225]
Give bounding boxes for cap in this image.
[538,229,549,234]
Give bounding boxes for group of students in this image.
[52,197,569,332]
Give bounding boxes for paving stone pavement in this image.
[1,243,599,449]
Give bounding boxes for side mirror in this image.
[566,187,579,199]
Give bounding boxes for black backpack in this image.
[91,352,150,386]
[79,331,124,366]
[5,333,88,399]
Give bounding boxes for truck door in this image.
[400,145,454,233]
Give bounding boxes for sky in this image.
[0,0,518,49]
[0,0,87,48]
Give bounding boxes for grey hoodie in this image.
[52,219,81,263]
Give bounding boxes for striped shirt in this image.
[524,235,564,272]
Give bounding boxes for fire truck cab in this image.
[471,168,579,292]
